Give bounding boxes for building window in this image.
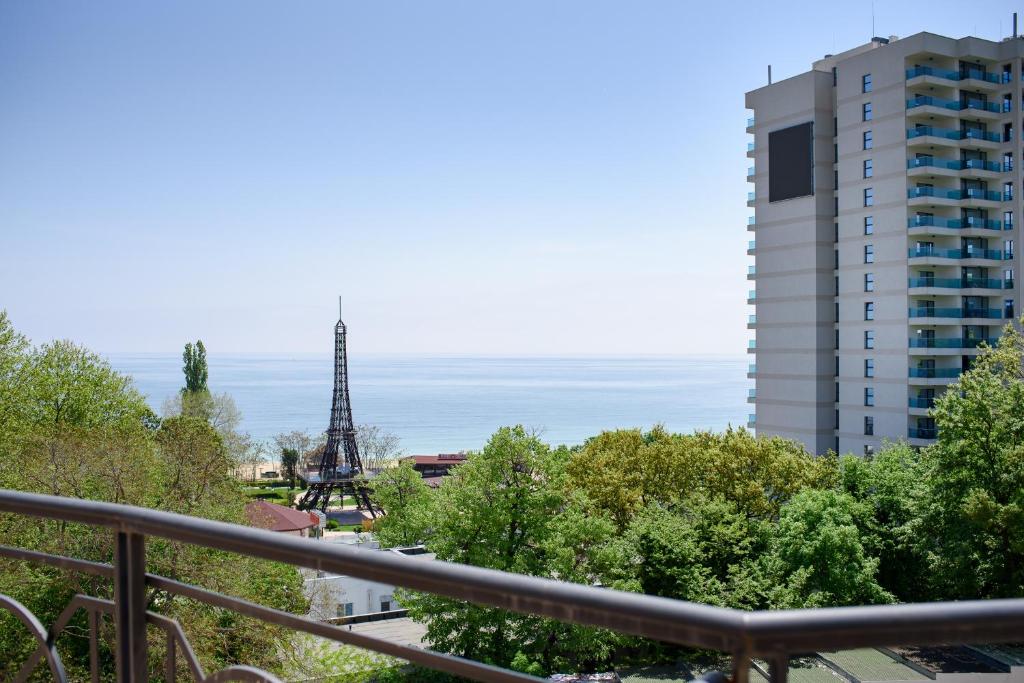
[835,382,840,401]
[1005,239,1015,258]
[864,330,874,349]
[864,187,874,206]
[865,272,874,291]
[863,102,872,121]
[865,358,875,377]
[1005,268,1014,287]
[864,244,874,263]
[864,388,875,407]
[835,329,839,349]
[862,73,872,92]
[864,215,874,235]
[864,158,873,178]
[1005,211,1014,229]
[380,597,392,612]
[1005,298,1015,318]
[835,356,839,377]
[863,130,873,149]
[832,66,837,86]
[865,302,874,320]
[864,444,875,456]
[835,301,839,322]
[337,603,354,617]
[1004,182,1014,201]
[864,415,874,434]
[1005,152,1014,172]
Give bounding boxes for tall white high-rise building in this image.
[745,32,1021,455]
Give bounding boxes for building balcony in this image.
[747,412,755,428]
[747,142,755,158]
[747,166,755,182]
[906,65,1001,86]
[907,215,1004,234]
[747,388,756,402]
[746,116,755,133]
[906,95,1001,118]
[909,367,962,379]
[909,426,938,439]
[909,336,1000,349]
[909,396,936,409]
[907,156,1004,179]
[908,277,1007,291]
[748,314,757,328]
[908,306,1004,321]
[747,216,756,232]
[907,187,1004,208]
[747,191,756,206]
[747,364,756,377]
[747,339,756,353]
[747,240,756,256]
[747,265,756,280]
[747,289,756,304]
[908,247,1006,261]
[907,126,1001,149]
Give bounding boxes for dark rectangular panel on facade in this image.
[769,122,814,202]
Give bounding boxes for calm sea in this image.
[104,354,751,454]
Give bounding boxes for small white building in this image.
[304,538,434,620]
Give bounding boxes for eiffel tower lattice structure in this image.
[297,299,380,516]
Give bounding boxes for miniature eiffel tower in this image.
[297,298,379,516]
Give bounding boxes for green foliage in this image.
[370,462,433,547]
[390,426,621,675]
[568,426,836,528]
[919,322,1024,599]
[0,314,307,679]
[281,446,300,488]
[771,489,893,607]
[182,339,209,394]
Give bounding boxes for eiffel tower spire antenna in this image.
[297,299,380,516]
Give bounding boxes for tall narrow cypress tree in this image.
[182,340,209,395]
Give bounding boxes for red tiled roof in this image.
[245,500,317,532]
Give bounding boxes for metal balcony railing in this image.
[2,490,1024,683]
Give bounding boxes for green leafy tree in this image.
[182,339,209,394]
[396,426,621,675]
[370,462,433,547]
[281,447,299,489]
[770,489,893,607]
[919,322,1024,599]
[838,445,929,601]
[0,319,306,679]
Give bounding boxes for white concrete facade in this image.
[746,32,1023,455]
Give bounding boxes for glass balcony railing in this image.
[907,95,959,110]
[747,413,756,424]
[747,117,755,127]
[961,98,1001,113]
[748,289,756,299]
[747,142,755,152]
[908,247,1005,260]
[747,166,755,176]
[747,216,755,225]
[906,65,1000,84]
[909,426,938,439]
[907,216,1003,230]
[748,240,756,251]
[748,265,756,275]
[909,367,962,378]
[748,364,756,374]
[907,187,1003,201]
[907,126,1001,142]
[909,307,1004,319]
[748,340,756,349]
[909,396,936,409]
[906,157,1002,172]
[909,337,1000,348]
[747,191,755,201]
[748,315,757,325]
[748,388,756,398]
[908,277,1006,289]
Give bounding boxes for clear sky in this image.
[2,1,1021,355]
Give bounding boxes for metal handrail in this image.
[2,489,1024,683]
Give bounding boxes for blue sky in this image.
[2,1,1020,354]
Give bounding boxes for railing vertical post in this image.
[114,531,147,682]
[769,654,788,683]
